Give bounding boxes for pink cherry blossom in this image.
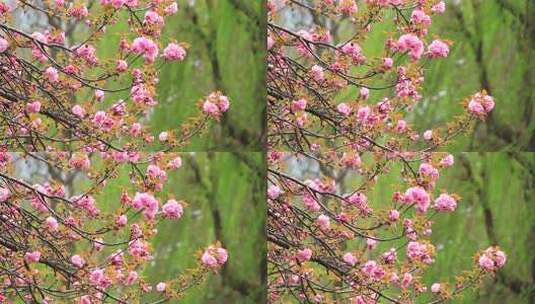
[310,64,325,81]
[72,105,86,118]
[0,187,9,202]
[218,95,230,112]
[396,34,424,60]
[79,295,91,304]
[404,187,431,213]
[159,132,169,142]
[132,192,159,220]
[164,3,178,15]
[116,60,128,72]
[337,103,351,116]
[419,163,439,180]
[339,0,357,15]
[382,57,393,69]
[434,193,457,212]
[162,43,187,61]
[267,35,275,50]
[478,254,495,271]
[144,11,164,26]
[440,154,455,167]
[45,216,59,231]
[0,38,8,52]
[468,99,485,115]
[168,157,182,169]
[26,101,41,113]
[317,214,330,229]
[341,42,365,64]
[71,255,85,268]
[296,248,312,263]
[343,252,357,266]
[268,185,283,200]
[25,251,41,263]
[291,98,307,112]
[479,246,507,271]
[116,214,128,226]
[431,283,441,293]
[389,209,400,221]
[431,1,446,14]
[411,9,431,27]
[94,89,105,102]
[401,272,413,288]
[201,246,228,268]
[45,67,59,83]
[131,37,159,64]
[203,101,219,116]
[423,129,433,140]
[162,199,183,219]
[360,87,369,99]
[124,271,138,286]
[427,40,449,58]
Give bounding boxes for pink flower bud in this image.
[343,252,357,266]
[45,216,59,231]
[25,251,41,263]
[45,67,59,83]
[71,255,85,268]
[296,248,312,263]
[26,101,41,113]
[162,199,183,220]
[0,38,9,53]
[291,98,307,112]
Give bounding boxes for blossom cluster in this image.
[0,0,231,302]
[268,152,506,303]
[0,152,227,303]
[268,0,494,156]
[267,0,504,303]
[0,0,229,153]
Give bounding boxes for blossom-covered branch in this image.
[267,0,504,303]
[0,0,229,153]
[0,152,227,303]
